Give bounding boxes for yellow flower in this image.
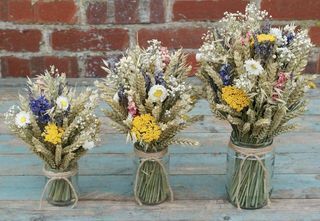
[131,114,161,143]
[251,34,276,45]
[222,86,250,112]
[257,34,276,43]
[42,123,64,145]
[307,81,317,89]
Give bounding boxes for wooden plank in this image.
[0,174,319,201]
[0,199,319,221]
[0,132,319,154]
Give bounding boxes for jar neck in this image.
[230,131,273,148]
[44,162,78,173]
[134,142,168,153]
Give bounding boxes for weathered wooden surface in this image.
[0,79,320,221]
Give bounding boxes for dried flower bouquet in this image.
[5,67,100,207]
[96,40,200,205]
[196,3,315,209]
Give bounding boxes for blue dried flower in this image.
[143,73,152,92]
[253,39,274,60]
[219,64,232,86]
[29,96,52,124]
[261,20,271,34]
[118,85,128,109]
[286,33,294,45]
[154,70,166,87]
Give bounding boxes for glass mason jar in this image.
[43,163,79,207]
[226,138,275,209]
[133,145,171,205]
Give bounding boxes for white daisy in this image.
[56,96,69,111]
[15,111,31,128]
[148,85,168,102]
[244,59,264,76]
[270,28,284,45]
[83,140,95,150]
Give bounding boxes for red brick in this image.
[30,56,79,77]
[115,0,139,24]
[304,60,318,74]
[86,56,106,77]
[35,0,77,24]
[0,29,42,52]
[261,0,320,20]
[1,57,31,77]
[138,28,206,49]
[309,27,320,46]
[86,1,107,24]
[186,53,199,76]
[86,54,122,77]
[51,29,129,51]
[173,0,248,21]
[8,0,34,22]
[0,1,6,20]
[150,0,166,23]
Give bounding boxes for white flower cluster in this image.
[197,32,227,63]
[166,76,190,97]
[234,74,254,92]
[141,39,166,71]
[276,47,296,66]
[275,27,313,69]
[116,56,139,75]
[219,3,269,39]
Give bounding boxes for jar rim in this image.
[134,142,168,153]
[44,162,78,173]
[230,132,273,148]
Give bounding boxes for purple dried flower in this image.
[29,95,52,124]
[219,64,232,86]
[154,70,166,87]
[143,73,152,92]
[118,85,128,109]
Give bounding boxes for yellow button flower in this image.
[222,86,250,112]
[251,34,276,46]
[42,123,64,145]
[131,114,161,143]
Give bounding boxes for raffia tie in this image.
[39,166,78,209]
[133,148,173,205]
[228,141,274,210]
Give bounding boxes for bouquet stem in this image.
[135,160,170,205]
[41,164,78,208]
[46,178,76,206]
[134,147,172,205]
[226,140,274,209]
[228,156,268,209]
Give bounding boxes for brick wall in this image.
[0,0,319,78]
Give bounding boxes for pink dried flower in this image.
[241,32,252,46]
[160,47,170,65]
[272,72,290,100]
[127,97,138,117]
[275,72,289,89]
